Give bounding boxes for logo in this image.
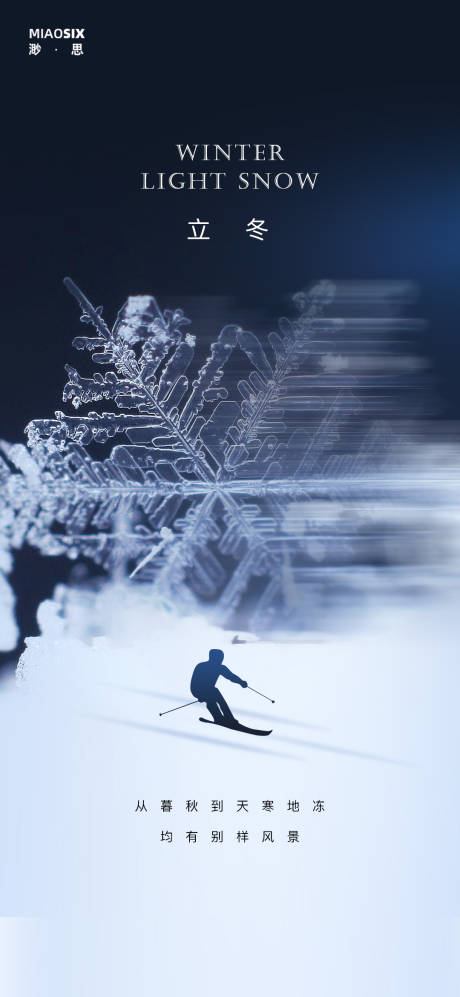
[29,28,85,39]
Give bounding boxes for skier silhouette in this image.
[190,649,247,725]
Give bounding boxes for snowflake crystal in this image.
[0,276,447,639]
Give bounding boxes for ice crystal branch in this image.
[0,277,440,637]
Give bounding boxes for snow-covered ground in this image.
[1,584,459,996]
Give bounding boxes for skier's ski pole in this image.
[159,700,199,717]
[247,685,275,704]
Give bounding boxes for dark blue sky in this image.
[3,14,460,434]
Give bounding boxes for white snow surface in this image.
[1,582,459,996]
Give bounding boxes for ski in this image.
[199,717,272,736]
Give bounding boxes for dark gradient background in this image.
[1,12,459,661]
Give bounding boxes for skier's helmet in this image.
[209,648,224,663]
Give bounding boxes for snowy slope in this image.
[1,585,459,997]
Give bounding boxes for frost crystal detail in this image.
[0,277,452,639]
